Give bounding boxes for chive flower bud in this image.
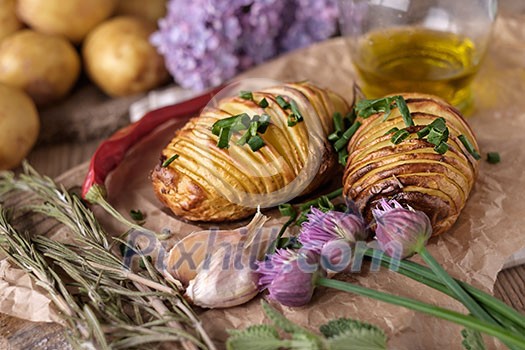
[256,249,321,307]
[298,207,367,254]
[372,198,432,259]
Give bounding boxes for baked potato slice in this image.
[152,82,350,222]
[344,93,479,236]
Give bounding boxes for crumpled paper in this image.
[1,11,525,350]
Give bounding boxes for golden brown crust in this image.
[343,93,479,236]
[151,82,350,222]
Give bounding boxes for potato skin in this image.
[0,84,39,170]
[151,82,350,222]
[0,30,80,106]
[83,16,170,97]
[343,93,479,236]
[17,0,117,43]
[0,0,22,42]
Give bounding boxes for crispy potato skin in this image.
[343,93,479,236]
[151,82,350,222]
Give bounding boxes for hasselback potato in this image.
[343,93,479,236]
[152,82,350,222]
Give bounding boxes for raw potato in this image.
[17,0,117,43]
[83,16,170,97]
[0,84,39,170]
[115,0,167,23]
[0,0,22,42]
[343,93,479,236]
[0,30,81,106]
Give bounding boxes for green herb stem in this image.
[334,122,361,152]
[364,249,525,332]
[298,188,343,211]
[317,278,525,348]
[418,248,496,324]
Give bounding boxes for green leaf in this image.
[320,318,387,350]
[226,324,286,350]
[290,333,323,350]
[461,328,486,350]
[261,301,313,336]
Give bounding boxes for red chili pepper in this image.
[81,86,223,201]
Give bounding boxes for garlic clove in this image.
[165,210,272,286]
[184,246,259,308]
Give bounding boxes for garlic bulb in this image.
[164,210,277,308]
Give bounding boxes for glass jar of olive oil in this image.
[338,0,498,113]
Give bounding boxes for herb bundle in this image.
[0,164,214,350]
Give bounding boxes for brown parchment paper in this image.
[1,11,525,350]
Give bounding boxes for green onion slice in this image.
[161,154,179,167]
[240,90,253,100]
[458,134,481,160]
[486,152,500,164]
[391,129,410,145]
[247,135,265,151]
[334,121,361,152]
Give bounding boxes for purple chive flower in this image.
[257,249,321,307]
[151,0,339,91]
[372,198,433,259]
[298,207,367,254]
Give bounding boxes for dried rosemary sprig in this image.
[0,163,215,350]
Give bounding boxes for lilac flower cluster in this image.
[151,0,339,91]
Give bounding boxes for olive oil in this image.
[353,28,481,112]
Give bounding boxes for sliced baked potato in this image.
[152,82,350,222]
[343,93,479,236]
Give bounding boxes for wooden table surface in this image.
[2,1,525,347]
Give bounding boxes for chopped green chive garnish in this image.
[333,112,344,133]
[328,131,341,142]
[130,209,145,221]
[384,127,400,136]
[240,90,253,100]
[338,148,349,166]
[217,127,232,149]
[355,96,412,126]
[287,114,299,127]
[247,135,265,151]
[212,112,271,151]
[391,129,410,144]
[434,141,449,154]
[211,113,250,135]
[276,95,289,109]
[278,203,296,217]
[334,121,361,152]
[161,154,179,167]
[236,130,250,146]
[258,98,269,108]
[417,125,431,139]
[289,100,303,123]
[394,96,413,127]
[486,152,500,164]
[427,127,449,146]
[458,134,481,160]
[257,114,271,133]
